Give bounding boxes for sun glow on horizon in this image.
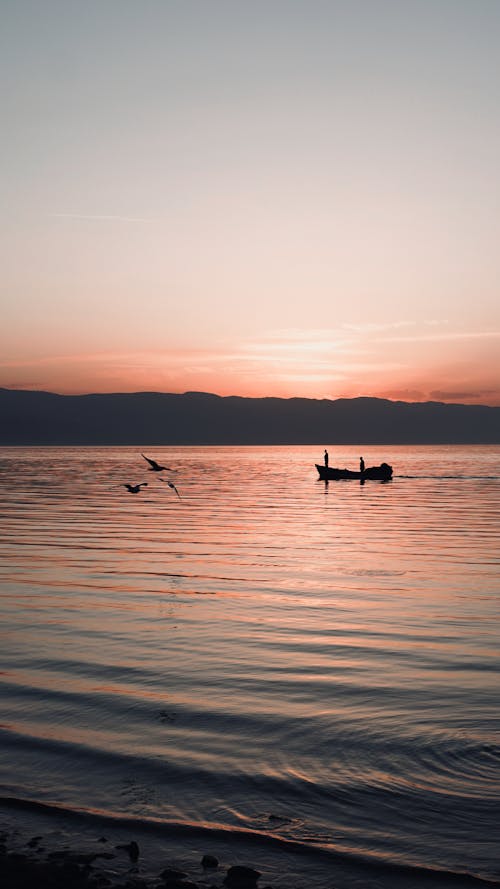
[2,322,499,406]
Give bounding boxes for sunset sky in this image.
[1,0,499,404]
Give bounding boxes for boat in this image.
[316,462,393,481]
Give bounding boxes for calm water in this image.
[0,445,499,888]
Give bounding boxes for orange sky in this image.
[1,3,499,406]
[2,323,499,405]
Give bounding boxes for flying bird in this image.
[160,479,181,499]
[123,483,148,494]
[141,453,175,472]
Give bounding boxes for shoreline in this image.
[0,813,270,889]
[0,802,335,889]
[2,802,500,889]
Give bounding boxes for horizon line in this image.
[1,385,499,410]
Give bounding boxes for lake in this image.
[0,445,499,888]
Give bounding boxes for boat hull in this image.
[316,463,393,481]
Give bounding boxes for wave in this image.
[396,475,500,480]
[1,795,499,888]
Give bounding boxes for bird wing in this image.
[141,453,157,469]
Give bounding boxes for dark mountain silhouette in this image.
[0,388,499,445]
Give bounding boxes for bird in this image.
[160,478,181,499]
[123,483,148,494]
[141,453,175,472]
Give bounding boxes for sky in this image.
[1,0,499,404]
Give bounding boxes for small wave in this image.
[1,795,499,888]
[396,475,500,480]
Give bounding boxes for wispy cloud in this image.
[340,320,416,333]
[1,381,39,390]
[51,213,158,223]
[429,388,500,402]
[380,329,500,344]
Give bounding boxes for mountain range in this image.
[1,388,499,445]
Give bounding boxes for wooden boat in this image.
[316,462,393,481]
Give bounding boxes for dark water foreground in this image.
[2,797,499,889]
[1,445,499,888]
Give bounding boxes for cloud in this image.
[0,381,40,390]
[245,322,459,355]
[238,327,362,359]
[340,320,416,333]
[378,388,426,401]
[429,388,499,402]
[380,329,500,344]
[51,214,157,223]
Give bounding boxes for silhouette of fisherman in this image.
[324,449,329,468]
[360,456,365,474]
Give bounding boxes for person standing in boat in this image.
[360,456,365,474]
[324,449,329,468]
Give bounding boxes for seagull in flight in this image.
[160,479,181,499]
[123,482,148,494]
[141,454,175,472]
